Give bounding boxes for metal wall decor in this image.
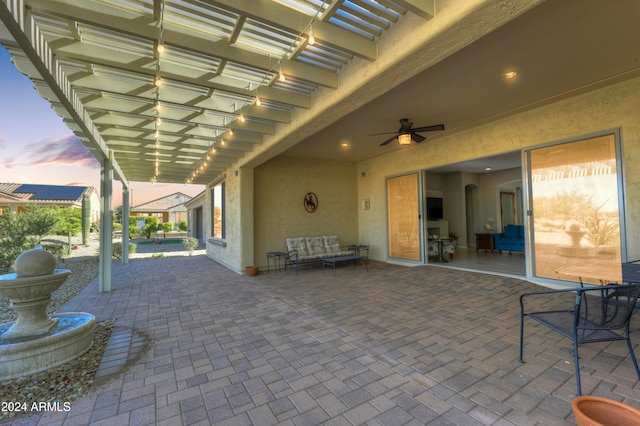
[304,192,318,213]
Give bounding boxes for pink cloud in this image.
[7,134,99,169]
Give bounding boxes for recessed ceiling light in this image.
[485,167,492,171]
[341,143,348,147]
[503,71,519,79]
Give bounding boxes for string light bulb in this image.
[308,26,315,45]
[239,114,246,123]
[279,64,285,82]
[155,76,162,87]
[157,43,165,54]
[255,96,261,106]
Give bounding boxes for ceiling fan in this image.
[372,118,445,146]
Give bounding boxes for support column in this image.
[122,187,130,264]
[99,155,114,292]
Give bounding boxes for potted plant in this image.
[245,265,259,276]
[572,396,640,426]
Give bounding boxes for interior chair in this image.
[519,283,640,395]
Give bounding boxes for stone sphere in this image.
[14,248,57,277]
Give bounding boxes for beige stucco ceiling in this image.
[281,0,640,171]
[1,0,638,184]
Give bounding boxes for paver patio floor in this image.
[15,256,640,425]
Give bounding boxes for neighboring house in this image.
[184,190,206,241]
[0,183,100,222]
[131,192,192,228]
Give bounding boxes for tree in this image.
[161,221,174,238]
[142,216,159,238]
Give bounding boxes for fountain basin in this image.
[0,270,70,340]
[0,312,95,381]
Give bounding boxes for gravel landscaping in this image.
[0,234,203,422]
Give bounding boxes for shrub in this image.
[179,220,188,233]
[42,243,67,259]
[0,207,58,273]
[182,237,199,255]
[161,222,174,237]
[128,225,139,239]
[53,207,82,236]
[112,242,137,259]
[142,216,159,238]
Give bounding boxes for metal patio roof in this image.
[0,0,434,186]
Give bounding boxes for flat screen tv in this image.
[427,197,443,221]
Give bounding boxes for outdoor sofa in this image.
[286,235,355,272]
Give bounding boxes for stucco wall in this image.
[253,157,358,268]
[205,169,252,274]
[357,76,640,261]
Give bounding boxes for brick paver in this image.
[18,256,640,424]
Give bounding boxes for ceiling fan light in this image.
[398,133,412,145]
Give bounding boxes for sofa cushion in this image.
[287,237,309,257]
[306,237,327,256]
[504,225,520,238]
[323,235,342,254]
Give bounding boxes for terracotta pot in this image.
[572,396,640,426]
[245,266,259,276]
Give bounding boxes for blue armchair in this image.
[494,224,524,253]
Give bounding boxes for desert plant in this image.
[111,241,137,259]
[577,200,619,247]
[52,207,82,236]
[0,207,58,273]
[42,243,67,259]
[82,193,91,245]
[182,237,199,255]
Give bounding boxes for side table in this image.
[475,233,495,252]
[347,245,370,257]
[348,245,369,265]
[266,251,287,273]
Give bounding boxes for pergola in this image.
[0,0,540,290]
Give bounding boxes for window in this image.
[211,181,225,239]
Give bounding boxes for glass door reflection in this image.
[528,134,622,284]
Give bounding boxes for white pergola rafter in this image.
[3,0,423,185]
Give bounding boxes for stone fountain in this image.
[0,248,95,381]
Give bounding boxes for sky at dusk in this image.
[0,46,204,207]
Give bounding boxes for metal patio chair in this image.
[519,283,640,395]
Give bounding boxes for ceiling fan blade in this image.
[412,124,445,133]
[369,131,399,136]
[411,133,426,143]
[379,136,397,146]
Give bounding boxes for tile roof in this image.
[132,192,192,211]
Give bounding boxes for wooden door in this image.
[387,173,421,261]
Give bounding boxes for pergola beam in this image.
[0,0,129,188]
[24,0,340,88]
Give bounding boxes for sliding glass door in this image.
[527,133,623,284]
